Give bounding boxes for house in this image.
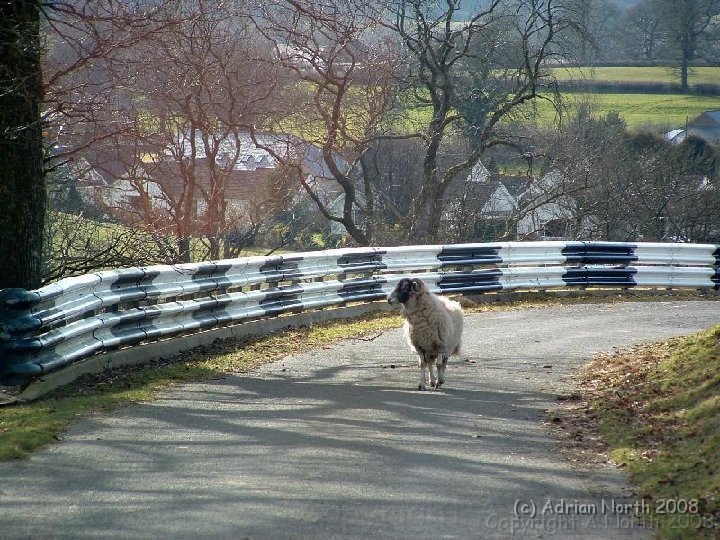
[71,131,352,237]
[665,110,720,145]
[71,151,164,212]
[461,166,595,241]
[686,110,720,145]
[517,170,577,240]
[449,168,530,240]
[479,175,528,217]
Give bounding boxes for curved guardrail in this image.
[1,241,718,386]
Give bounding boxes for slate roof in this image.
[171,131,348,178]
[690,109,720,127]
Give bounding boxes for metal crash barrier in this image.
[1,241,718,387]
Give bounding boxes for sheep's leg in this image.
[428,356,438,388]
[436,356,448,388]
[418,361,428,391]
[417,350,429,391]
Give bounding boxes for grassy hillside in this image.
[551,66,720,86]
[396,67,720,132]
[578,325,720,538]
[525,93,720,129]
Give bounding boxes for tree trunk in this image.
[408,121,446,244]
[208,236,221,260]
[407,179,443,244]
[177,237,191,263]
[0,2,45,290]
[680,56,690,92]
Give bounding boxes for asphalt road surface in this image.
[1,300,720,539]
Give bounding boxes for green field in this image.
[536,66,720,129]
[495,67,720,130]
[257,67,720,137]
[397,66,720,131]
[551,66,720,86]
[525,93,720,129]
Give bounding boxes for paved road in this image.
[1,301,719,539]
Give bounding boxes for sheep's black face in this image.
[388,278,421,305]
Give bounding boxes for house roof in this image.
[170,131,348,178]
[141,157,276,202]
[686,110,720,143]
[699,110,720,124]
[458,174,532,215]
[664,129,686,144]
[70,158,109,187]
[71,142,159,186]
[466,161,491,183]
[498,175,532,199]
[688,110,720,129]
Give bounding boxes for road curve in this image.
[1,300,719,539]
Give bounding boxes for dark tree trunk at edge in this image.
[0,2,45,290]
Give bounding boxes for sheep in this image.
[387,277,464,391]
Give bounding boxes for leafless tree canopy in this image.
[382,0,583,243]
[2,0,718,286]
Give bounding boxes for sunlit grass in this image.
[551,66,720,86]
[521,93,720,129]
[392,89,720,133]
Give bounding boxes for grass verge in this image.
[561,324,720,538]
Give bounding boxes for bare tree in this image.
[42,1,181,166]
[386,0,578,243]
[653,0,720,91]
[529,105,720,243]
[33,1,191,281]
[627,0,662,61]
[139,1,278,260]
[620,134,720,241]
[41,210,176,285]
[531,106,631,240]
[48,1,289,264]
[251,0,401,246]
[1,0,169,289]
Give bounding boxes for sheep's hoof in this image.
[436,380,444,388]
[430,381,437,388]
[417,385,427,391]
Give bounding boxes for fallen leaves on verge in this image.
[547,342,672,468]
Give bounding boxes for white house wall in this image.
[481,184,517,214]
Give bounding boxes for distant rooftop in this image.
[169,130,348,179]
[698,110,720,124]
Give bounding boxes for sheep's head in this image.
[387,277,426,305]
